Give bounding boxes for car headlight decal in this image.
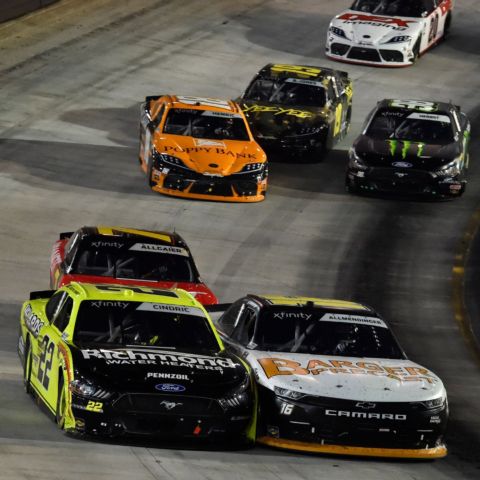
[70,377,112,399]
[218,375,251,410]
[330,26,348,39]
[274,386,305,400]
[348,148,367,171]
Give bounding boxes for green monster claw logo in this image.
[387,140,426,158]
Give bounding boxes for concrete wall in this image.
[0,0,59,23]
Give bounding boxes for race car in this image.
[326,0,454,67]
[139,95,267,202]
[345,99,471,197]
[18,283,255,443]
[50,226,218,305]
[213,295,448,458]
[237,64,352,159]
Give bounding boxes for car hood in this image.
[71,346,246,396]
[331,9,423,45]
[245,351,444,402]
[153,133,265,175]
[355,136,459,169]
[240,100,329,139]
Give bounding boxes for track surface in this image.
[1,0,480,478]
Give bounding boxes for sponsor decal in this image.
[387,140,426,159]
[160,400,184,410]
[319,313,387,328]
[91,301,129,309]
[91,241,123,248]
[176,96,232,110]
[395,172,408,178]
[407,112,451,123]
[242,104,313,119]
[338,12,416,29]
[356,402,375,409]
[194,138,226,148]
[81,348,237,370]
[24,304,44,338]
[258,357,438,384]
[273,312,312,320]
[146,372,190,380]
[136,303,205,317]
[201,110,242,118]
[155,383,186,392]
[392,161,413,168]
[325,409,407,420]
[389,100,437,112]
[129,243,189,256]
[162,144,257,159]
[72,401,104,413]
[285,77,324,88]
[430,415,441,424]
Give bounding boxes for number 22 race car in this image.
[213,295,448,459]
[18,283,256,443]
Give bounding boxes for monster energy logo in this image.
[387,140,426,159]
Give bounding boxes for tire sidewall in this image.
[55,374,66,429]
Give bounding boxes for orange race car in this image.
[139,95,268,202]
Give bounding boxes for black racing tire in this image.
[147,154,156,188]
[345,177,359,195]
[443,13,452,40]
[55,374,67,429]
[23,337,33,395]
[344,106,352,137]
[412,36,421,63]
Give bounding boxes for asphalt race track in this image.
[1,0,480,478]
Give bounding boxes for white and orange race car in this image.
[326,0,453,67]
[139,95,267,202]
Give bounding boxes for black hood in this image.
[355,136,460,169]
[241,100,328,139]
[71,345,247,397]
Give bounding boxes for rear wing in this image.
[205,303,232,323]
[59,231,73,240]
[30,290,55,300]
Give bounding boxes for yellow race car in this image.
[139,95,267,202]
[18,283,256,443]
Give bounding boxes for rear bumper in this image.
[258,436,447,459]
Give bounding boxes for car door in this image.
[30,291,74,413]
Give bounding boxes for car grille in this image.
[331,43,349,56]
[113,393,223,416]
[348,47,381,62]
[379,49,404,62]
[369,168,433,194]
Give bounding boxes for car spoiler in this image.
[59,231,73,240]
[205,303,232,313]
[30,290,55,300]
[338,70,349,80]
[145,95,163,103]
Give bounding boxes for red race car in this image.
[50,226,218,305]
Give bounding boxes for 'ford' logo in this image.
[155,383,186,393]
[392,161,413,168]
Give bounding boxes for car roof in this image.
[64,282,202,307]
[248,294,372,311]
[78,226,185,246]
[167,95,241,114]
[258,63,342,82]
[379,99,455,114]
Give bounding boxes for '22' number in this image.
[37,336,55,390]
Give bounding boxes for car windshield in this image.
[244,78,326,107]
[350,0,428,17]
[74,301,219,351]
[71,242,196,282]
[163,108,249,140]
[366,109,454,144]
[253,308,405,359]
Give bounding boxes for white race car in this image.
[212,295,448,458]
[326,0,454,67]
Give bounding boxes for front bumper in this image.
[150,166,267,203]
[346,168,465,198]
[326,38,412,67]
[257,387,448,458]
[70,392,253,441]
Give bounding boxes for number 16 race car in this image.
[18,283,256,443]
[213,295,448,458]
[326,0,453,67]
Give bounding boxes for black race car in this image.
[19,283,255,443]
[237,63,353,159]
[346,99,471,197]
